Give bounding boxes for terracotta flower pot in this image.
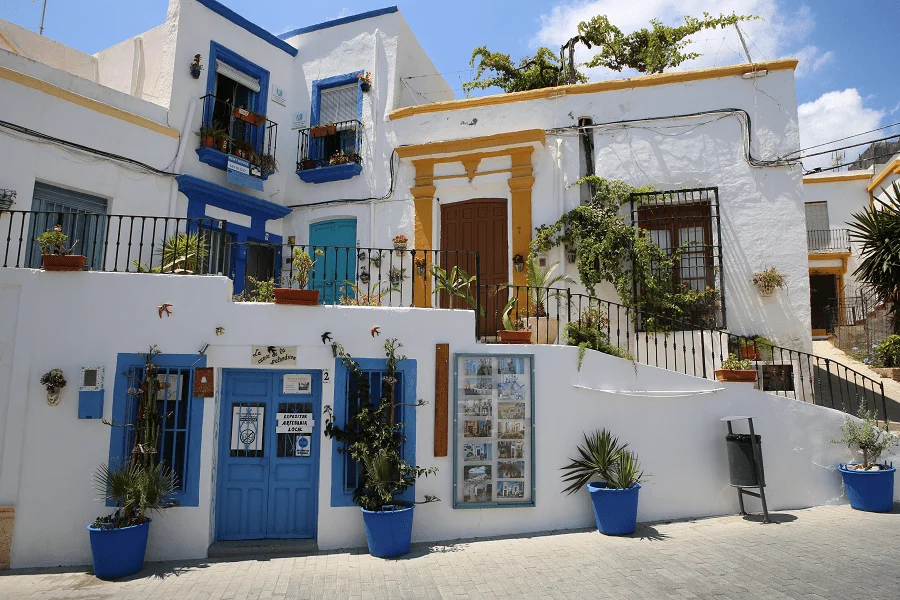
[273,288,320,305]
[739,346,760,361]
[42,254,86,271]
[201,135,215,148]
[523,317,559,345]
[498,330,532,344]
[714,369,758,383]
[217,138,228,153]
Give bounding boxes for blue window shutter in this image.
[107,353,206,508]
[330,358,417,508]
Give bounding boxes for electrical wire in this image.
[286,150,398,210]
[798,132,900,160]
[795,120,900,154]
[805,149,900,174]
[0,119,178,177]
[545,108,798,168]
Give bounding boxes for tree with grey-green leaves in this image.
[464,12,756,94]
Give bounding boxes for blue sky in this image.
[1,0,897,168]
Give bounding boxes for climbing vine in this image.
[531,176,720,330]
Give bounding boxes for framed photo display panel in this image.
[453,354,535,508]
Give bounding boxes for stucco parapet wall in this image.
[0,49,175,136]
[388,59,798,121]
[396,129,545,160]
[803,170,873,185]
[868,158,900,192]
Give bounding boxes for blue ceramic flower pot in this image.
[839,464,896,513]
[587,482,641,535]
[88,519,151,580]
[361,505,414,558]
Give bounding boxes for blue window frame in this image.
[108,353,206,507]
[330,358,417,507]
[298,72,364,184]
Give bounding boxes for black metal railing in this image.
[1,210,228,273]
[198,94,278,177]
[828,284,895,356]
[296,119,362,171]
[807,228,851,253]
[478,283,890,421]
[230,242,480,311]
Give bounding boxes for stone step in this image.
[207,538,318,559]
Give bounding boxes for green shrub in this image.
[875,335,900,368]
[565,309,632,361]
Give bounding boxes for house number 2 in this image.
[323,369,331,385]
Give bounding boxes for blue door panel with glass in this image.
[217,370,320,541]
[309,219,357,304]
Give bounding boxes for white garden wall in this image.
[1,270,895,569]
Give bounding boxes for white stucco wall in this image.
[1,270,894,569]
[0,19,98,81]
[387,67,810,349]
[95,24,175,108]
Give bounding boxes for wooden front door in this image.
[440,199,508,336]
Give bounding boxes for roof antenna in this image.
[734,23,753,63]
[35,0,48,35]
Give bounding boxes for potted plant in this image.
[39,369,66,406]
[752,267,787,297]
[89,347,177,579]
[369,251,383,269]
[561,429,646,535]
[389,266,407,288]
[358,71,372,92]
[498,297,531,344]
[393,234,408,253]
[323,339,437,557]
[832,408,898,512]
[310,123,337,138]
[233,107,266,127]
[259,153,278,175]
[0,188,15,211]
[430,264,481,312]
[728,336,760,361]
[522,256,574,344]
[189,54,203,79]
[232,140,252,160]
[195,125,218,149]
[414,256,427,277]
[715,354,758,383]
[359,267,370,285]
[274,248,323,305]
[329,151,351,166]
[37,225,85,271]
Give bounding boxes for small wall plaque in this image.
[194,367,215,398]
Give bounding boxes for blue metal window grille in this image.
[123,366,193,494]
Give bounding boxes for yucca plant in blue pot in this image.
[561,429,646,535]
[832,408,898,512]
[324,339,437,558]
[89,346,176,579]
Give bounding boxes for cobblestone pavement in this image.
[2,504,899,600]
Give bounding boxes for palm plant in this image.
[524,257,575,316]
[560,429,645,493]
[93,463,177,529]
[848,181,900,333]
[430,264,483,313]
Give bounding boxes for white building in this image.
[1,0,894,572]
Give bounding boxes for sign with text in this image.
[231,405,264,452]
[283,373,311,394]
[276,413,314,434]
[295,435,311,457]
[272,84,287,106]
[252,346,297,366]
[291,112,306,130]
[227,155,264,192]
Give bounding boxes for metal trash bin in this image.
[726,433,765,487]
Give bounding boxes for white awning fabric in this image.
[215,60,261,93]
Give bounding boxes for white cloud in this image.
[532,0,828,80]
[797,89,885,171]
[793,45,834,78]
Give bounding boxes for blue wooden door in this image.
[309,219,357,304]
[217,370,320,540]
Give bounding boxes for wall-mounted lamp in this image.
[512,253,525,273]
[190,54,204,79]
[0,189,16,211]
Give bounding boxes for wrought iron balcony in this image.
[295,119,363,183]
[807,229,850,253]
[196,94,278,179]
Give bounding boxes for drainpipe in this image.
[369,29,380,246]
[167,98,197,216]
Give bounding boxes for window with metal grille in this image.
[198,226,233,276]
[109,353,205,507]
[631,187,725,328]
[331,359,417,507]
[26,182,108,269]
[804,202,829,232]
[122,366,193,493]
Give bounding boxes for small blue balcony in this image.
[296,119,363,184]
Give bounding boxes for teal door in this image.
[309,219,357,304]
[217,370,321,540]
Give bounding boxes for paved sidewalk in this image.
[1,504,899,600]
